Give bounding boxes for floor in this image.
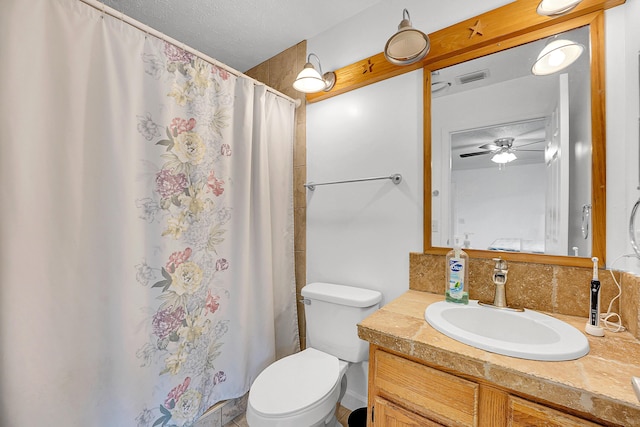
[226,404,352,426]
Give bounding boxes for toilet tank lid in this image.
[302,282,382,307]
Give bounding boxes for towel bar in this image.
[304,173,402,191]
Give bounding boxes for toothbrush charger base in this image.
[585,323,605,337]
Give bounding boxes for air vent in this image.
[456,69,490,85]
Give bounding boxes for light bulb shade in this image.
[531,39,584,76]
[491,151,517,164]
[293,54,336,94]
[537,0,582,16]
[384,10,430,66]
[293,63,327,93]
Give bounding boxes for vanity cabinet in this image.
[368,346,604,427]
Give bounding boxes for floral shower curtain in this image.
[0,0,298,426]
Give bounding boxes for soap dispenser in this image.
[445,237,469,304]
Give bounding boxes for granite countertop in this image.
[358,290,640,426]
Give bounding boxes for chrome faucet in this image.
[479,258,524,311]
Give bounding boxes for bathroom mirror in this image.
[424,12,606,267]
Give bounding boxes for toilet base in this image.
[303,408,341,427]
[247,404,341,427]
[324,413,341,427]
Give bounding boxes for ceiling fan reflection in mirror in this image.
[460,136,545,164]
[451,117,547,171]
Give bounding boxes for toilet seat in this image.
[249,348,340,417]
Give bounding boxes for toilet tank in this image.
[301,282,382,363]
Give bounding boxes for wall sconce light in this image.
[293,53,336,93]
[531,37,584,76]
[536,0,582,16]
[384,9,430,66]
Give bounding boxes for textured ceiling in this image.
[100,0,383,72]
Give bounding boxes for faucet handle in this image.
[479,257,524,311]
[493,257,508,272]
[492,258,508,287]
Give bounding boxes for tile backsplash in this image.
[621,272,640,338]
[409,253,640,339]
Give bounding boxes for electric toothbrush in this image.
[585,257,604,337]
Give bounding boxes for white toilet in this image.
[246,282,382,427]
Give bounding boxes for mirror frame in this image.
[424,11,606,267]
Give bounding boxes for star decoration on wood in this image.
[468,20,484,39]
[362,59,374,74]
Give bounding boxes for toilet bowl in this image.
[246,282,382,427]
[246,348,349,427]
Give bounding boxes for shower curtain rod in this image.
[304,173,403,191]
[79,0,302,108]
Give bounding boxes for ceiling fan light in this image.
[537,0,582,16]
[532,39,584,76]
[491,151,517,164]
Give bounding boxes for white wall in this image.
[306,0,640,409]
[306,69,424,410]
[307,70,423,304]
[452,164,546,251]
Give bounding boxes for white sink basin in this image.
[424,300,589,361]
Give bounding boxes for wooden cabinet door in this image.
[508,396,602,427]
[372,349,479,426]
[373,396,445,427]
